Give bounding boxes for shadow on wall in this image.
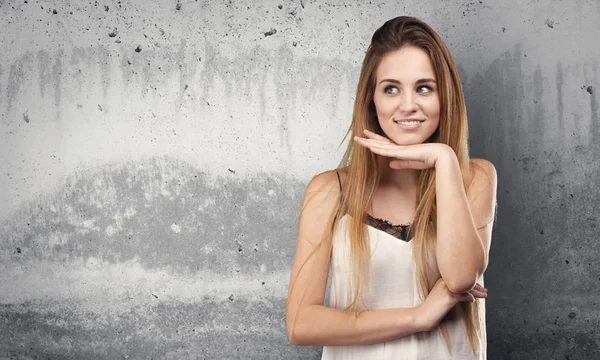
[465,45,600,359]
[0,155,319,359]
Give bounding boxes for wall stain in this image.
[556,62,564,134]
[52,49,63,110]
[37,50,51,98]
[590,66,599,141]
[5,51,33,117]
[97,46,111,98]
[1,155,304,274]
[3,42,357,153]
[176,39,196,108]
[0,297,319,358]
[533,66,544,135]
[0,156,321,357]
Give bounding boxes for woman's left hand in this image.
[353,129,454,170]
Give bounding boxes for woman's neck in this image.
[377,157,420,192]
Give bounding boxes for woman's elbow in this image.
[446,277,478,294]
[286,322,309,346]
[449,257,487,293]
[286,312,306,346]
[286,324,299,345]
[445,268,486,293]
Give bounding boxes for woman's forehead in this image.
[376,46,436,82]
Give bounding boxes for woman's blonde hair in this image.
[289,15,482,354]
[334,16,481,352]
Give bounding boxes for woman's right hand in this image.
[415,278,487,332]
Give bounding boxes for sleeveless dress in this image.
[321,172,486,360]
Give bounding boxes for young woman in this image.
[285,16,497,359]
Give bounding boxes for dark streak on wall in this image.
[466,46,600,360]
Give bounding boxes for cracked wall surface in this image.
[1,0,599,359]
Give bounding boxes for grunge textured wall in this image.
[1,0,598,359]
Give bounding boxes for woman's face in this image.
[372,45,440,145]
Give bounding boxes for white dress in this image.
[321,214,486,360]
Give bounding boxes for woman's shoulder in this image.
[304,167,348,195]
[468,158,497,183]
[467,158,497,198]
[300,168,347,210]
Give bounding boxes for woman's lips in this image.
[394,119,424,130]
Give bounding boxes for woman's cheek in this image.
[378,100,396,117]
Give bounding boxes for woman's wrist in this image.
[408,304,428,333]
[433,144,458,170]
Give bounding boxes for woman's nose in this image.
[398,93,418,113]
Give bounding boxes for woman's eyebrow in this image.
[416,78,437,84]
[378,78,437,85]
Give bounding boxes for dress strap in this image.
[335,170,342,192]
[331,170,344,233]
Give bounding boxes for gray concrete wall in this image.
[1,0,598,358]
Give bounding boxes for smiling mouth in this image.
[394,119,424,125]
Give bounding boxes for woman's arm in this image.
[286,170,422,346]
[289,305,420,346]
[350,130,497,294]
[434,153,498,293]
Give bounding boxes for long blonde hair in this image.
[334,16,481,352]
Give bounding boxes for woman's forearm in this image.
[288,304,421,346]
[434,152,486,293]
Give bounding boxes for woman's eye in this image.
[384,86,398,94]
[417,85,433,93]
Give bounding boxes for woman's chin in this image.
[389,137,427,146]
[386,130,439,145]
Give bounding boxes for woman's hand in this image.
[353,129,454,170]
[415,278,487,332]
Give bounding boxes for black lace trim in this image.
[365,214,413,242]
[335,170,412,242]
